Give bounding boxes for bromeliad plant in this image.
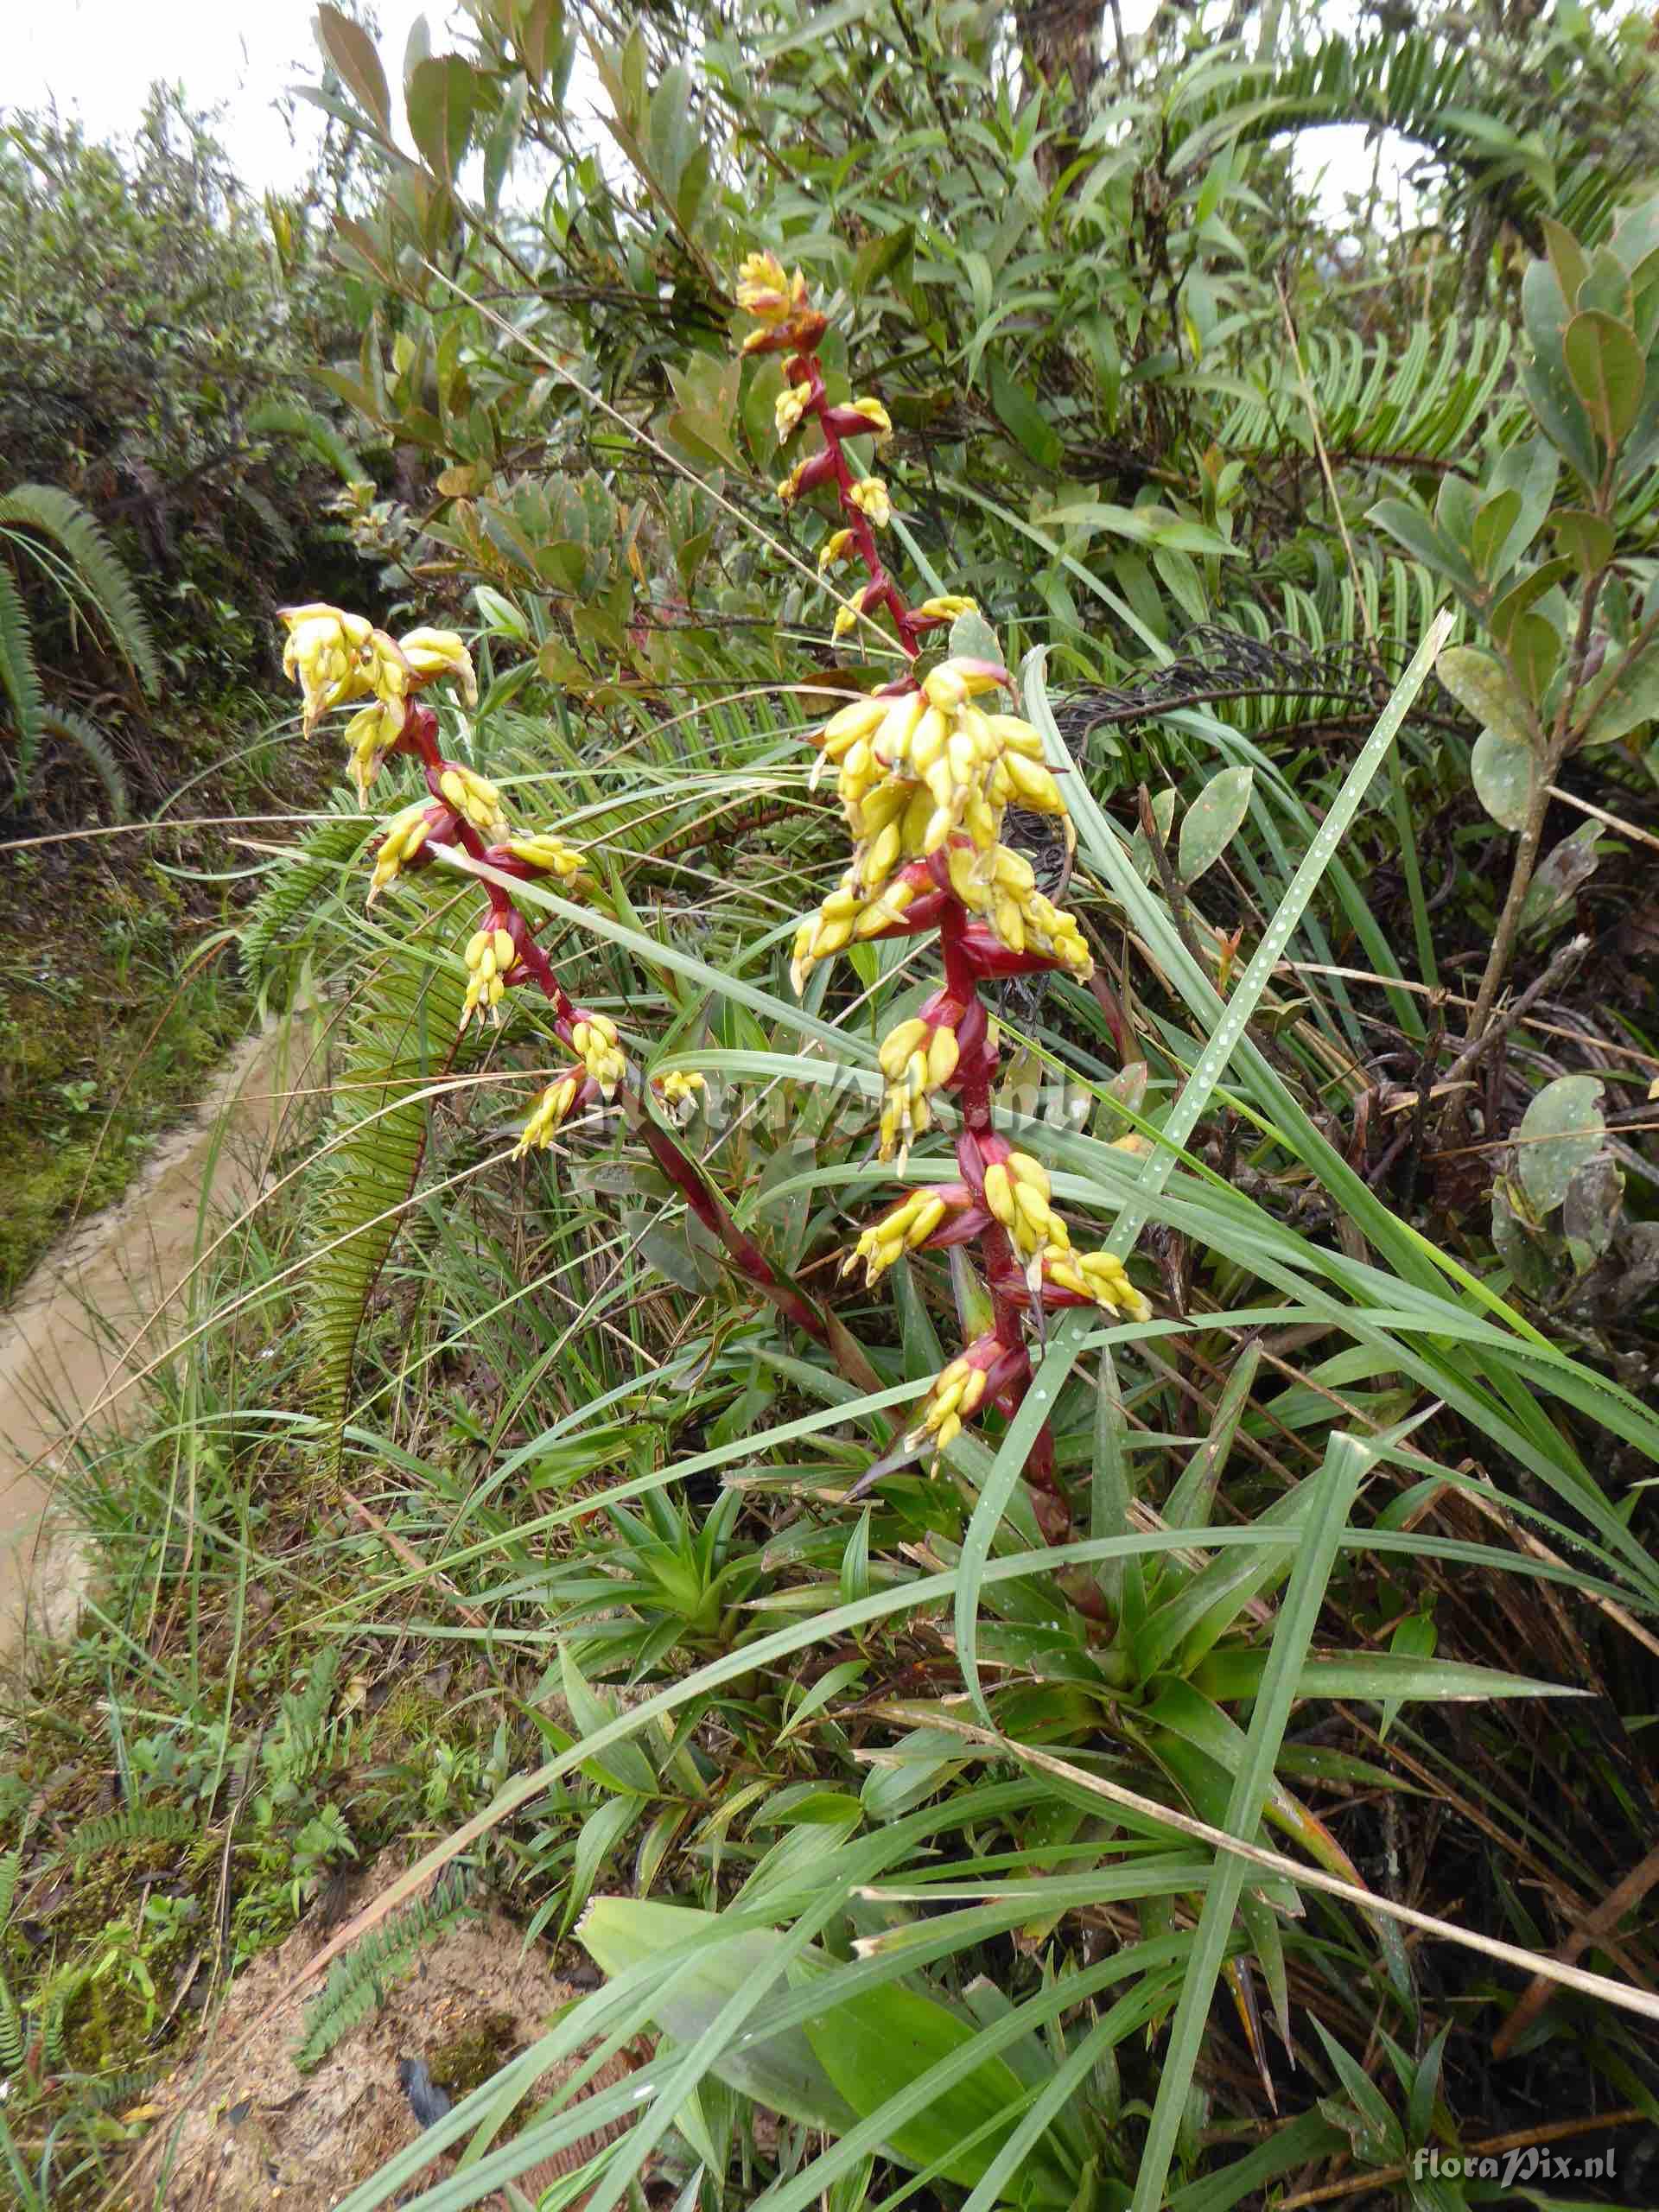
[278,264,1153,1507]
[741,252,1150,1532]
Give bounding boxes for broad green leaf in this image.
[1516,1074,1605,1216]
[1469,487,1521,581]
[1552,505,1615,576]
[1487,560,1572,651]
[950,606,1003,666]
[1519,819,1600,938]
[406,54,478,181]
[1541,218,1589,307]
[1508,608,1560,705]
[1470,728,1536,830]
[1561,309,1645,447]
[578,1899,856,2130]
[1435,645,1534,746]
[1580,639,1659,745]
[315,3,392,133]
[1491,1175,1558,1299]
[1520,259,1599,487]
[795,1956,1078,2203]
[850,224,914,299]
[1178,765,1254,887]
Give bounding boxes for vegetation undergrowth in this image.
[5,2,1659,2209]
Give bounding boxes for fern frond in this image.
[70,1805,198,1861]
[306,934,468,1464]
[263,1649,341,1790]
[1218,318,1520,469]
[246,398,367,486]
[0,484,160,696]
[1182,33,1641,248]
[0,562,44,794]
[292,1867,477,2074]
[35,709,130,823]
[238,798,372,997]
[0,1966,23,2076]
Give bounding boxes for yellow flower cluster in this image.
[982,1151,1059,1261]
[847,397,892,441]
[367,798,435,904]
[908,1345,995,1458]
[656,1070,707,1119]
[736,250,807,328]
[437,763,508,839]
[505,834,585,881]
[818,529,855,572]
[845,1185,953,1287]
[789,867,918,994]
[517,1074,582,1153]
[848,477,890,529]
[279,605,476,800]
[982,1152,1149,1320]
[877,1014,960,1160]
[775,385,810,440]
[942,843,1090,975]
[788,652,1090,992]
[462,925,518,1029]
[1044,1246,1150,1321]
[570,1014,626,1096]
[513,1015,631,1154]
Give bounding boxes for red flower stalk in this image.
[735,251,1150,1527]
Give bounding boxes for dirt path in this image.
[0,1020,312,1662]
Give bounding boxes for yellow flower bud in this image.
[850,397,893,438]
[982,1163,1014,1224]
[909,706,950,773]
[926,1026,959,1086]
[874,691,926,767]
[775,385,810,440]
[1001,751,1065,813]
[986,713,1046,760]
[832,600,859,641]
[822,695,889,748]
[656,1070,706,1122]
[343,699,404,801]
[862,821,902,888]
[916,594,979,622]
[879,1018,930,1082]
[818,528,855,571]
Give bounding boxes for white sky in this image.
[9,0,442,190]
[9,0,1394,212]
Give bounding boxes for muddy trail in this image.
[0,1020,312,1660]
